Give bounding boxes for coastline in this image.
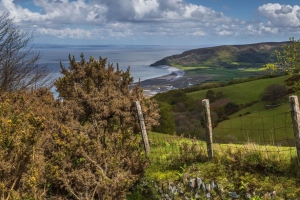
[137,65,185,86]
[133,65,215,97]
[132,65,185,97]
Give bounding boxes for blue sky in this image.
[1,0,300,46]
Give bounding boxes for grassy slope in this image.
[128,132,300,199]
[214,103,293,145]
[187,75,289,104]
[186,75,294,146]
[128,76,300,199]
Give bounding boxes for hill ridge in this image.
[150,41,290,68]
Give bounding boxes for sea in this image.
[36,44,193,83]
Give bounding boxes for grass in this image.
[213,102,294,145]
[185,74,293,146]
[172,64,266,79]
[187,75,289,104]
[129,73,299,198]
[128,132,300,199]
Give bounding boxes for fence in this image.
[138,96,300,166]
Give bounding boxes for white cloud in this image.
[0,0,236,40]
[258,3,300,27]
[37,28,93,39]
[0,1,299,44]
[217,30,233,36]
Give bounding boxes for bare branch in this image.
[0,12,52,91]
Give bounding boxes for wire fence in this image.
[144,96,299,166]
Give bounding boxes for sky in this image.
[1,0,300,46]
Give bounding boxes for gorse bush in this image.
[55,54,159,135]
[0,89,58,199]
[0,54,159,199]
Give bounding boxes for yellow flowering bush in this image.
[0,55,159,199]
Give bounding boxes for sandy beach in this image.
[132,65,213,97]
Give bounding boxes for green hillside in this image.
[151,41,289,69]
[187,75,289,104]
[184,75,295,145]
[214,103,293,145]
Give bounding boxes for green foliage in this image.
[224,102,239,115]
[153,102,175,134]
[205,89,215,102]
[268,37,300,94]
[153,90,197,112]
[205,89,224,103]
[260,83,288,104]
[153,89,202,137]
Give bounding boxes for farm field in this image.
[213,103,293,145]
[186,75,289,104]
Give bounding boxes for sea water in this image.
[36,44,192,82]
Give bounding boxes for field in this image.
[175,66,271,87]
[127,74,300,199]
[184,75,294,146]
[187,75,289,104]
[128,131,300,199]
[214,103,293,145]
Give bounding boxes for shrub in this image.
[260,84,288,104]
[224,102,239,115]
[0,89,57,199]
[52,54,159,199]
[0,54,159,199]
[153,102,176,134]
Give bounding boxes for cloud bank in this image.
[0,0,299,44]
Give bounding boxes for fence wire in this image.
[147,99,298,165]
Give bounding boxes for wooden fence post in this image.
[135,101,150,154]
[289,95,300,167]
[202,99,213,159]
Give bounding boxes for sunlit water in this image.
[36,44,193,82]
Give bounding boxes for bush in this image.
[0,54,159,199]
[224,102,239,115]
[52,54,159,199]
[0,89,58,199]
[261,84,288,104]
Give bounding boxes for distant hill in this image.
[150,41,290,69]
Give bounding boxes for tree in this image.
[153,102,175,134]
[0,12,50,91]
[205,89,215,102]
[261,84,288,104]
[266,37,300,93]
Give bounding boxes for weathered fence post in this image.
[135,101,150,154]
[289,95,300,167]
[202,99,213,159]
